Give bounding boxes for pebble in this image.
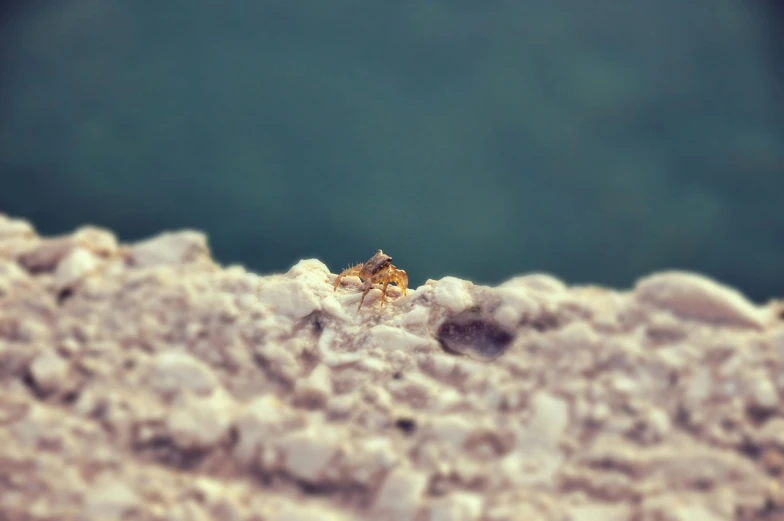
[54,247,99,291]
[433,277,474,313]
[129,230,210,267]
[428,492,484,521]
[258,279,321,319]
[146,350,220,399]
[82,479,140,521]
[635,271,763,328]
[269,503,341,521]
[167,392,235,450]
[372,466,429,521]
[29,349,70,394]
[277,425,340,482]
[364,324,429,352]
[294,364,333,407]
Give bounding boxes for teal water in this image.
[1,1,783,300]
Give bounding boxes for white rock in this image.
[492,286,539,314]
[146,350,219,399]
[269,504,341,521]
[364,324,429,352]
[373,466,429,521]
[500,273,566,293]
[524,392,570,447]
[167,392,234,449]
[29,350,70,394]
[646,407,672,439]
[294,364,333,406]
[54,247,98,291]
[428,492,484,521]
[399,306,430,326]
[285,259,331,290]
[233,395,290,464]
[73,226,118,256]
[426,415,474,447]
[258,279,320,319]
[635,271,763,328]
[493,305,521,330]
[277,425,340,482]
[758,418,784,445]
[130,230,209,267]
[0,215,35,239]
[566,502,631,521]
[82,479,139,521]
[750,373,779,410]
[433,277,474,313]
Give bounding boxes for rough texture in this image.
[1,213,784,521]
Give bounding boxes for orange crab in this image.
[333,249,408,310]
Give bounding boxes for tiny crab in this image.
[333,249,408,310]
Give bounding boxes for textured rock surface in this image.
[1,213,784,521]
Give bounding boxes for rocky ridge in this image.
[1,213,784,521]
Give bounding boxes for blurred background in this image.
[0,1,782,301]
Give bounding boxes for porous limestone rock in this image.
[1,212,783,521]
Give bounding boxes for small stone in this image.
[373,466,428,521]
[635,271,763,328]
[500,273,566,293]
[129,230,210,267]
[269,503,341,521]
[365,325,430,352]
[82,479,139,521]
[167,392,234,450]
[146,350,220,399]
[750,373,779,410]
[18,237,78,272]
[522,392,570,447]
[758,418,784,446]
[258,279,320,319]
[426,415,474,447]
[428,492,484,521]
[294,364,333,407]
[29,349,70,394]
[277,425,341,482]
[233,395,290,464]
[0,215,35,239]
[566,502,631,521]
[646,407,672,439]
[433,277,474,314]
[73,226,118,256]
[54,247,98,291]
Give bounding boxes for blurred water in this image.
[1,1,783,300]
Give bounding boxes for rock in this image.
[294,364,333,407]
[427,492,484,521]
[258,279,321,319]
[269,503,342,521]
[0,214,35,240]
[433,277,474,313]
[364,324,430,352]
[233,395,292,464]
[566,502,631,521]
[129,230,210,267]
[2,214,784,521]
[82,479,140,521]
[635,271,763,328]
[146,350,220,399]
[372,466,429,521]
[54,247,99,291]
[28,349,70,394]
[166,392,235,450]
[277,425,341,482]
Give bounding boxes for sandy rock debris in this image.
[1,212,784,521]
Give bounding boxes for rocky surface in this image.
[1,212,784,521]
